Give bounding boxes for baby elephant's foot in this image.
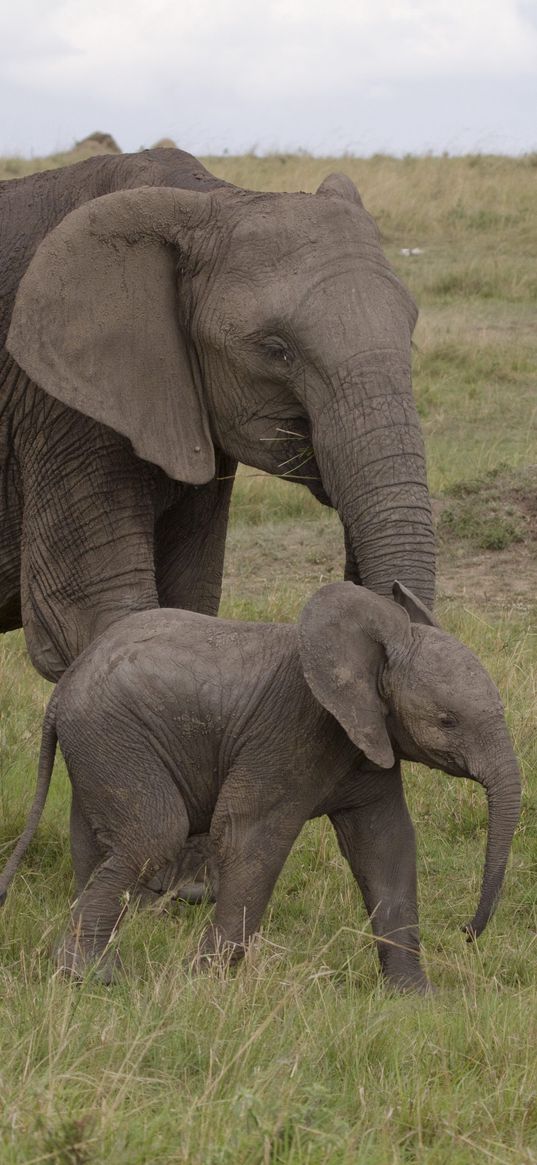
[53,934,123,985]
[173,881,216,906]
[185,924,246,975]
[144,837,219,909]
[383,964,435,996]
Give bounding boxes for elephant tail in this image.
[0,689,59,905]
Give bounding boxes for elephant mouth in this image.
[260,417,330,504]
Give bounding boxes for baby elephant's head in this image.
[298,581,521,940]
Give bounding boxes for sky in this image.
[1,0,537,158]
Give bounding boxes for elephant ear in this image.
[315,172,364,207]
[6,186,215,484]
[392,581,441,628]
[298,582,412,769]
[316,172,381,244]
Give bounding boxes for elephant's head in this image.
[298,581,521,938]
[7,174,435,606]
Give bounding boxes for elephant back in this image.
[0,148,230,353]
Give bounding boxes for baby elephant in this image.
[0,582,521,993]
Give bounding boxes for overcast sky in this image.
[1,0,536,158]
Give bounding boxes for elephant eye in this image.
[439,712,458,728]
[261,336,294,367]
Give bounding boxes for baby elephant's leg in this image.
[194,768,310,967]
[57,769,190,981]
[56,852,143,983]
[330,764,431,994]
[70,793,103,895]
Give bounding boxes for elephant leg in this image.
[70,793,102,895]
[18,394,163,681]
[0,409,23,634]
[330,769,431,993]
[56,852,152,984]
[57,774,190,981]
[155,450,237,616]
[194,772,308,967]
[0,591,22,633]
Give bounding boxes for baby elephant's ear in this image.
[392,581,441,628]
[298,583,407,770]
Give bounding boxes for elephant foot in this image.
[143,836,219,908]
[141,878,216,917]
[53,934,123,985]
[383,965,435,995]
[185,924,246,975]
[173,880,216,905]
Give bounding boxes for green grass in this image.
[1,149,537,1163]
[229,467,329,527]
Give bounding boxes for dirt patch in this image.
[435,465,537,609]
[437,541,537,609]
[435,465,537,551]
[223,467,537,612]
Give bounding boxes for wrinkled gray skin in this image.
[0,582,520,993]
[0,148,435,682]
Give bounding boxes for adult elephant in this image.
[0,148,435,681]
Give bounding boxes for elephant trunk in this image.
[311,366,436,609]
[464,745,521,939]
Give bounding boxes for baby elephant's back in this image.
[55,609,236,725]
[53,607,284,758]
[53,609,292,831]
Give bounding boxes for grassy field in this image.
[0,147,536,1164]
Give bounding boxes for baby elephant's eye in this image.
[439,712,458,728]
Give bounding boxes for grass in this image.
[228,466,330,528]
[1,147,537,1163]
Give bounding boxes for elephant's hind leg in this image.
[57,776,190,982]
[70,792,103,895]
[56,853,140,983]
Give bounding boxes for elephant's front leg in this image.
[330,765,431,993]
[19,395,162,680]
[155,450,237,616]
[193,770,307,967]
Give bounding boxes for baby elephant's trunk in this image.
[464,750,521,939]
[0,691,58,904]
